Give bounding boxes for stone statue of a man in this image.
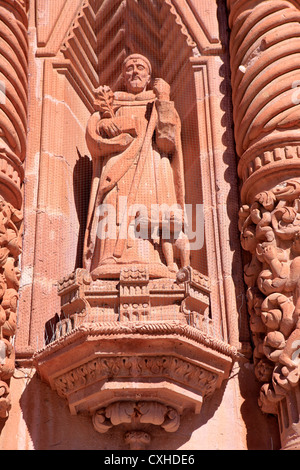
[84,54,189,280]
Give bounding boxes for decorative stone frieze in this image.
[227,0,300,449]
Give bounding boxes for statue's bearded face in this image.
[123,58,151,94]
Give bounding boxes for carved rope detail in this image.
[54,355,218,398]
[34,320,239,360]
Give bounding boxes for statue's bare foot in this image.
[91,268,102,280]
[168,263,178,273]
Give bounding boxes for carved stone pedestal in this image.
[56,266,211,328]
[34,267,237,449]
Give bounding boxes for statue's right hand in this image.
[97,119,122,138]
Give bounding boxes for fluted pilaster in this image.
[228,0,300,201]
[0,0,28,419]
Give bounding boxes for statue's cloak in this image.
[83,90,185,274]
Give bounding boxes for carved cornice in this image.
[34,261,237,445]
[35,315,235,447]
[35,306,236,447]
[34,320,239,362]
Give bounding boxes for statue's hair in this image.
[122,54,152,75]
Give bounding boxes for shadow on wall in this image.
[238,363,281,450]
[217,0,251,347]
[73,149,93,270]
[11,365,281,450]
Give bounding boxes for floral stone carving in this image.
[0,196,22,418]
[239,179,300,448]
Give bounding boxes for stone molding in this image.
[34,265,237,447]
[36,319,238,362]
[53,354,219,399]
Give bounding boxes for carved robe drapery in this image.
[84,89,185,279]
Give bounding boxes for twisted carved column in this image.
[227,0,300,449]
[0,0,28,418]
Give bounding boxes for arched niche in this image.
[57,0,245,345]
[26,0,243,352]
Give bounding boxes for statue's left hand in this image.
[97,118,122,138]
[153,78,171,101]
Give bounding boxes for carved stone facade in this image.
[1,0,300,451]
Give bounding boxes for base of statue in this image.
[90,261,177,280]
[34,265,238,448]
[55,265,211,331]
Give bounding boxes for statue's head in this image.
[122,54,152,94]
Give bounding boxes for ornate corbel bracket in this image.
[34,268,237,449]
[92,401,180,449]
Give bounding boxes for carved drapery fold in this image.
[0,0,28,418]
[227,0,300,449]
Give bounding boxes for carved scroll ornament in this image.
[93,401,180,434]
